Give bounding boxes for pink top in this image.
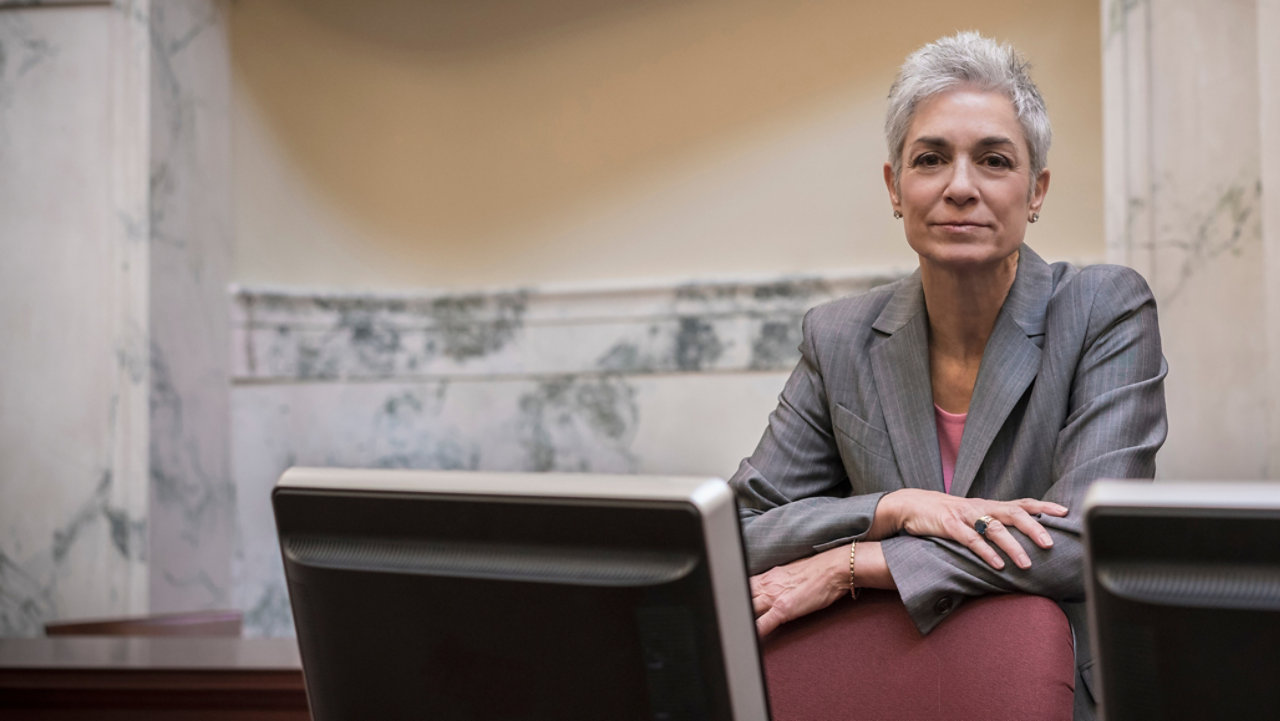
[935,404,968,494]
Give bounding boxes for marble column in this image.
[0,0,230,635]
[1103,0,1278,479]
[1260,0,1280,478]
[146,0,233,615]
[0,0,150,635]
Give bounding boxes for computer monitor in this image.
[1083,480,1280,721]
[272,468,770,721]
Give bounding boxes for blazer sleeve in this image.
[729,307,888,575]
[881,266,1168,634]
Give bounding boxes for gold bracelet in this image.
[849,540,858,599]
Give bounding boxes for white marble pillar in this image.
[0,0,231,635]
[1103,0,1277,479]
[0,1,151,634]
[1260,0,1280,478]
[146,0,233,616]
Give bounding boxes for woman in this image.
[729,32,1167,720]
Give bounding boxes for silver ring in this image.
[974,515,996,536]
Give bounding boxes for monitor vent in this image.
[284,535,698,587]
[1098,562,1280,611]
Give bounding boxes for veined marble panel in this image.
[229,270,909,636]
[231,271,901,382]
[147,0,233,615]
[1103,0,1272,479]
[0,2,150,635]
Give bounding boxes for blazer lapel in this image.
[870,272,944,492]
[949,246,1051,498]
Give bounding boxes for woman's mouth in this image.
[934,221,989,231]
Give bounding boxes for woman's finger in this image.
[752,593,770,617]
[1002,506,1055,549]
[956,521,1005,570]
[1014,498,1069,517]
[757,607,786,637]
[981,518,1032,568]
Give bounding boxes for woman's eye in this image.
[982,154,1013,169]
[913,153,943,168]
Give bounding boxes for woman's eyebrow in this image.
[909,135,1018,149]
[909,136,950,149]
[975,136,1017,149]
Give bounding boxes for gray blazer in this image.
[729,245,1167,720]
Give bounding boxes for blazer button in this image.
[934,596,955,615]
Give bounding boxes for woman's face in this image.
[884,87,1049,271]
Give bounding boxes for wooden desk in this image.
[0,636,309,720]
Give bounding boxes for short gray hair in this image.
[885,31,1051,192]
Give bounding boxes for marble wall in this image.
[0,0,230,636]
[1102,0,1279,479]
[229,270,904,636]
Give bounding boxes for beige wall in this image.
[231,0,1102,291]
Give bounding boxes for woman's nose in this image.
[943,159,978,205]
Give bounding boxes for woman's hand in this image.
[750,545,850,637]
[875,489,1068,570]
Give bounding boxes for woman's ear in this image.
[883,162,901,213]
[1030,168,1051,212]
